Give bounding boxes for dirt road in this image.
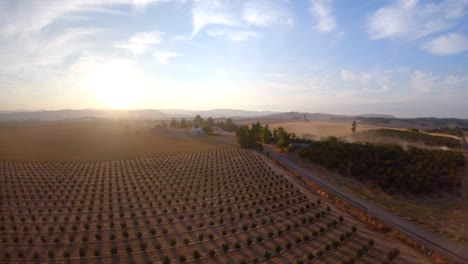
[264,146,468,263]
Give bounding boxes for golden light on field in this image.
[88,61,139,109]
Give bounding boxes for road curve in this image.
[264,147,468,264]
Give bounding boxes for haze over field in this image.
[2,3,468,262]
[0,0,467,117]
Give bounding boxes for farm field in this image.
[351,129,462,150]
[0,149,425,263]
[268,121,386,139]
[0,121,232,161]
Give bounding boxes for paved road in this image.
[264,146,468,263]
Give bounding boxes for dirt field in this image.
[0,149,427,263]
[268,121,385,139]
[0,121,233,161]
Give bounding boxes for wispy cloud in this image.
[191,0,241,36]
[341,70,356,81]
[0,0,168,36]
[410,70,437,92]
[341,70,371,84]
[115,31,164,55]
[309,0,336,32]
[191,0,293,38]
[0,0,171,92]
[152,51,181,64]
[367,0,467,40]
[409,70,468,93]
[242,0,294,27]
[423,33,468,55]
[207,29,260,41]
[339,69,395,95]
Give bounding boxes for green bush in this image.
[298,137,464,194]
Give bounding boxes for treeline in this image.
[170,115,239,132]
[217,118,238,132]
[297,137,464,194]
[170,118,191,129]
[357,129,461,149]
[236,122,291,150]
[423,126,462,137]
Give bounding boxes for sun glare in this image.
[88,61,139,109]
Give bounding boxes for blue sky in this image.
[0,0,467,118]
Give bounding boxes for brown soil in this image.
[0,120,231,161]
[268,121,388,139]
[0,149,427,263]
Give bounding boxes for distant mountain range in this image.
[0,109,466,128]
[356,114,395,118]
[0,108,277,122]
[157,109,277,118]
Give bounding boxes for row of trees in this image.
[236,122,291,150]
[169,116,238,132]
[297,137,464,194]
[170,118,191,129]
[169,115,215,129]
[217,118,238,132]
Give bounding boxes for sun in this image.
[88,61,139,109]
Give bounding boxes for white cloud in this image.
[216,68,227,75]
[360,72,371,83]
[423,33,468,55]
[207,29,260,41]
[410,70,437,92]
[340,69,394,95]
[341,70,356,81]
[442,75,468,87]
[0,0,168,37]
[0,0,171,92]
[242,0,294,27]
[367,0,467,40]
[115,31,164,55]
[152,51,181,64]
[0,27,102,84]
[341,70,372,83]
[309,0,336,32]
[191,0,241,36]
[191,0,293,37]
[409,70,468,93]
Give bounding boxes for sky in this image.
[0,0,467,118]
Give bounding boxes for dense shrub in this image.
[298,137,464,194]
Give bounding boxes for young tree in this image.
[195,115,204,126]
[351,121,357,133]
[207,117,214,126]
[276,127,290,149]
[236,126,255,148]
[272,128,278,142]
[170,118,177,128]
[250,122,262,141]
[262,125,272,143]
[180,118,187,128]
